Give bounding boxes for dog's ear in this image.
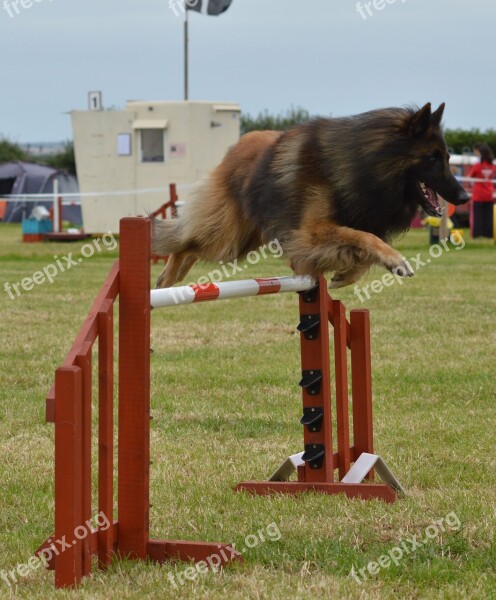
[408,103,432,137]
[431,103,445,127]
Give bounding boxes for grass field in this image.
[1,223,496,599]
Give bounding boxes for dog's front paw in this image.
[381,253,414,277]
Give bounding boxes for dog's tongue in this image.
[425,187,442,216]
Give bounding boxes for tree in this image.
[240,106,312,135]
[0,138,27,163]
[43,141,77,176]
[444,128,496,156]
[238,110,496,156]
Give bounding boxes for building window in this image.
[141,129,165,163]
[117,134,132,156]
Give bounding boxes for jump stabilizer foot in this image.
[235,452,405,504]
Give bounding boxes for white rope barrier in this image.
[1,183,197,202]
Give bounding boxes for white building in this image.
[71,100,241,233]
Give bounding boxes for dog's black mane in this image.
[306,109,421,240]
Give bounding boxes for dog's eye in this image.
[424,152,444,165]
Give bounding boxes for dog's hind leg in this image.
[155,251,192,289]
[176,254,198,283]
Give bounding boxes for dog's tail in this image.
[151,216,186,255]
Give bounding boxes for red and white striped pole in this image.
[150,276,316,308]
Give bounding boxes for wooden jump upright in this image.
[150,183,178,265]
[37,217,398,589]
[234,278,395,501]
[37,218,243,588]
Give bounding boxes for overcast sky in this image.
[1,0,495,143]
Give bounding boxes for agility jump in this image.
[37,217,400,589]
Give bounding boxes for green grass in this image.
[1,223,496,599]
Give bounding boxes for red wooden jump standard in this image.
[36,218,242,589]
[36,217,397,590]
[235,275,396,502]
[151,183,178,265]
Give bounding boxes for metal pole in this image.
[53,179,60,233]
[184,9,189,100]
[439,197,448,242]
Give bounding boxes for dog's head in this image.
[404,103,469,216]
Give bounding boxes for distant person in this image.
[468,143,496,238]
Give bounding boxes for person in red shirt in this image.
[468,143,496,238]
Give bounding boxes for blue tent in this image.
[0,161,81,224]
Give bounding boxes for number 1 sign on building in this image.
[88,91,103,111]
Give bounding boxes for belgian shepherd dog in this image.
[152,102,469,289]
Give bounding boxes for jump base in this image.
[235,482,397,503]
[147,540,242,564]
[37,532,242,576]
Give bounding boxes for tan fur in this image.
[285,184,412,286]
[271,130,303,188]
[153,131,281,287]
[287,220,410,281]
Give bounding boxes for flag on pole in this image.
[186,0,232,16]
